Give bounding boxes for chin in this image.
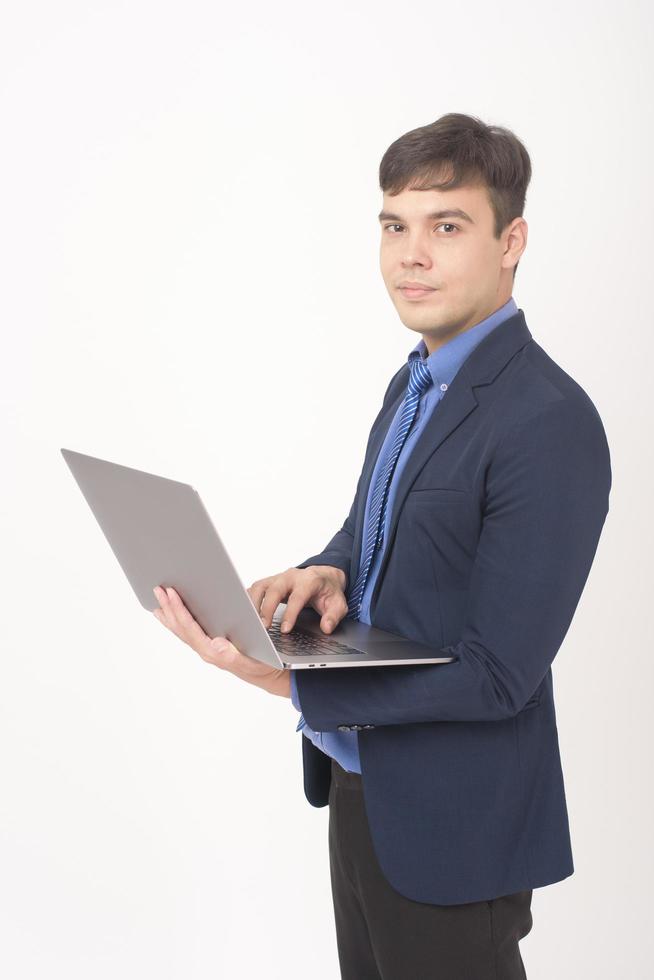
[405,321,438,339]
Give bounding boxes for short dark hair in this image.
[379,112,532,277]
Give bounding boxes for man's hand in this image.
[152,585,290,698]
[246,565,349,635]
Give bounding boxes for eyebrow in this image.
[377,208,474,224]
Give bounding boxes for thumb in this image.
[209,635,239,662]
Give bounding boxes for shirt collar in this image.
[408,296,518,389]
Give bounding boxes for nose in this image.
[400,231,433,268]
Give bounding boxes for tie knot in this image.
[407,352,433,397]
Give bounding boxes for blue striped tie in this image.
[346,353,434,620]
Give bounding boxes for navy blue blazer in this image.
[295,308,612,905]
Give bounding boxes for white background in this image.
[1,1,652,977]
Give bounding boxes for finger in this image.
[259,579,292,629]
[318,592,349,633]
[154,585,177,631]
[246,579,270,617]
[161,586,184,632]
[165,586,210,647]
[280,582,320,633]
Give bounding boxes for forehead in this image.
[380,183,491,222]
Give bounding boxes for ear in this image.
[502,217,528,273]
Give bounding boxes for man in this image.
[153,112,612,979]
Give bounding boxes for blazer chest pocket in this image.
[401,486,479,589]
[406,486,471,503]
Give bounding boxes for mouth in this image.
[398,286,437,300]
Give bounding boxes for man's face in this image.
[379,182,526,352]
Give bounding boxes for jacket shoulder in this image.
[495,337,608,437]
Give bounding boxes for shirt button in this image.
[440,383,448,391]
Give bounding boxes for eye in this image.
[382,223,459,234]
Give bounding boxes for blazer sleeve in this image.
[295,365,407,591]
[294,396,612,728]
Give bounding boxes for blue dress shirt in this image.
[290,296,518,772]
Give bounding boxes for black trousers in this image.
[328,757,533,980]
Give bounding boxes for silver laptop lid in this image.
[60,448,284,668]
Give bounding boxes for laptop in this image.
[60,448,455,670]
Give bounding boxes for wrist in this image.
[260,669,291,699]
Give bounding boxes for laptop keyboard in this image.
[267,618,364,658]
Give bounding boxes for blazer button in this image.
[362,724,375,729]
[337,725,350,732]
[351,724,364,731]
